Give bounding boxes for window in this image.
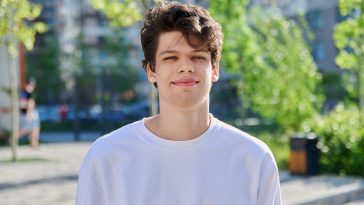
[312,41,325,62]
[336,6,347,23]
[306,10,323,30]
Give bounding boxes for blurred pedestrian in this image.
[59,104,69,121]
[19,77,40,148]
[77,2,281,204]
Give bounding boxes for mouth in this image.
[171,78,200,87]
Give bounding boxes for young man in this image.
[76,2,281,205]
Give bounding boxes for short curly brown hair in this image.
[140,1,223,73]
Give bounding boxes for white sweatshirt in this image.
[76,116,281,205]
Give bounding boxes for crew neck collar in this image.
[135,114,219,150]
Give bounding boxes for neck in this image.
[146,103,211,141]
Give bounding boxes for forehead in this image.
[156,31,208,54]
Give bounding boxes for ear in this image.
[147,64,157,83]
[212,65,219,83]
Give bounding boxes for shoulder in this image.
[214,119,272,156]
[86,120,142,158]
[212,118,279,174]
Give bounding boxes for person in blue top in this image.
[19,77,40,148]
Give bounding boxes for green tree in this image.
[0,0,46,160]
[91,0,142,27]
[27,34,64,104]
[334,0,364,125]
[91,0,162,116]
[302,104,364,176]
[91,0,164,26]
[209,0,322,131]
[103,28,139,98]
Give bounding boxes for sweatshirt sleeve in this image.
[257,151,282,205]
[76,148,106,205]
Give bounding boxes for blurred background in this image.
[1,0,364,204]
[1,0,363,174]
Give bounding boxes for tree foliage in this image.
[0,0,46,55]
[302,104,364,176]
[27,34,63,104]
[334,0,364,121]
[0,0,46,161]
[91,0,162,115]
[103,28,139,93]
[91,0,143,27]
[209,0,322,130]
[91,0,164,27]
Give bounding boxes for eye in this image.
[192,56,207,61]
[163,56,177,61]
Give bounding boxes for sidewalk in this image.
[0,143,89,205]
[280,172,364,205]
[1,138,364,205]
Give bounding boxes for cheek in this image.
[202,67,213,78]
[155,69,170,83]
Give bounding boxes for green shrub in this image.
[302,104,364,176]
[40,120,126,132]
[0,129,10,146]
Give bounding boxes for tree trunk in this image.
[358,65,364,127]
[7,48,19,161]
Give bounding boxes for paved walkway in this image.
[1,134,364,205]
[0,143,89,205]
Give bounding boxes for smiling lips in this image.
[172,78,199,87]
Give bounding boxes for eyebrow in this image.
[159,48,209,56]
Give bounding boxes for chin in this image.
[172,96,208,109]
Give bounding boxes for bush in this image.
[302,104,364,176]
[0,129,10,146]
[40,120,126,132]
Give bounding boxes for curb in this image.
[294,182,364,205]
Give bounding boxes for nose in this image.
[177,58,195,73]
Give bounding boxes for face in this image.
[147,31,219,109]
[26,82,35,93]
